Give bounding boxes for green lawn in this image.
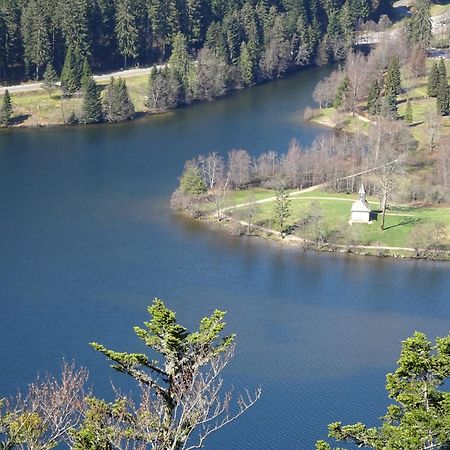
[226,189,450,248]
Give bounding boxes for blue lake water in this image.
[1,67,449,449]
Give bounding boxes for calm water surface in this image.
[1,67,449,449]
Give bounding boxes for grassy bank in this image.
[199,187,450,259]
[5,73,150,128]
[309,58,450,145]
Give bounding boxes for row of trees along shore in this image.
[0,0,394,84]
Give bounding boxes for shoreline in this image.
[187,212,450,262]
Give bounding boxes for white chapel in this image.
[351,184,371,223]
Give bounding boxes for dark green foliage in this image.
[427,61,440,97]
[1,0,392,92]
[179,167,207,196]
[367,79,381,115]
[60,47,79,97]
[384,89,398,119]
[81,77,103,124]
[146,66,180,111]
[404,99,413,123]
[115,0,139,68]
[273,186,291,232]
[436,74,449,116]
[21,0,50,80]
[333,76,349,109]
[317,331,450,450]
[438,58,447,80]
[406,0,432,49]
[42,62,58,97]
[385,56,401,96]
[0,89,13,126]
[104,77,135,122]
[80,59,92,90]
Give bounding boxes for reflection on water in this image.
[1,67,450,449]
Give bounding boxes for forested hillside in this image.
[0,0,393,83]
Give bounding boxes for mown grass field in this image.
[6,73,151,127]
[225,188,450,248]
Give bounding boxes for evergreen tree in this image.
[0,89,13,126]
[60,0,91,58]
[384,88,398,119]
[169,33,192,102]
[146,66,180,111]
[42,62,58,97]
[180,167,207,196]
[317,332,450,450]
[21,0,50,80]
[81,77,103,124]
[186,0,203,47]
[367,79,381,115]
[80,59,92,89]
[436,74,449,116]
[60,47,79,97]
[239,41,254,86]
[273,186,291,232]
[406,0,432,49]
[104,77,135,122]
[333,76,349,109]
[427,60,440,97]
[115,0,139,68]
[385,56,401,96]
[438,57,447,80]
[404,98,413,123]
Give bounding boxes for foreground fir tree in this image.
[86,299,260,450]
[385,56,401,97]
[60,46,79,97]
[404,99,413,124]
[317,331,450,450]
[0,90,13,126]
[81,77,103,124]
[436,72,449,116]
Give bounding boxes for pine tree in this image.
[21,0,50,80]
[81,77,103,124]
[404,98,413,123]
[436,74,449,116]
[0,89,13,126]
[104,77,135,122]
[80,59,92,89]
[428,61,440,97]
[115,0,139,68]
[406,0,432,49]
[384,89,398,119]
[367,79,381,115]
[438,58,447,80]
[273,186,291,233]
[333,76,349,109]
[385,56,401,96]
[59,0,91,58]
[239,42,254,86]
[42,62,58,97]
[60,47,79,97]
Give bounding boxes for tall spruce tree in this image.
[406,0,432,49]
[273,186,291,232]
[115,0,139,68]
[80,59,92,89]
[367,79,381,115]
[60,47,79,97]
[436,74,449,116]
[42,62,58,97]
[81,76,103,123]
[385,56,401,96]
[404,98,413,123]
[428,60,440,97]
[0,89,13,126]
[333,76,349,109]
[104,77,135,122]
[21,0,50,80]
[239,41,254,86]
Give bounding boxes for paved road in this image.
[356,10,450,45]
[0,65,162,95]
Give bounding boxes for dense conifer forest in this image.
[0,0,393,84]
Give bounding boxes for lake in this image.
[0,67,449,449]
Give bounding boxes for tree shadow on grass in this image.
[10,114,31,125]
[383,217,421,230]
